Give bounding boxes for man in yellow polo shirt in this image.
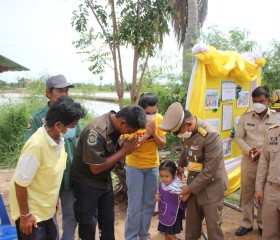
[9,96,85,239]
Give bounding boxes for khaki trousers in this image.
[240,156,262,228]
[262,182,280,240]
[185,193,224,240]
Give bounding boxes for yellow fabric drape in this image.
[189,46,265,118]
[187,46,265,195]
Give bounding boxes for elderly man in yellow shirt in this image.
[9,96,85,240]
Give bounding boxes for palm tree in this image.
[170,0,208,87]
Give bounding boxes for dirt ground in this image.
[1,169,261,240]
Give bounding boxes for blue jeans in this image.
[52,189,77,240]
[60,188,77,240]
[73,181,115,240]
[125,166,159,240]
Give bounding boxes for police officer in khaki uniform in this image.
[235,86,276,236]
[159,102,229,240]
[70,106,146,240]
[255,123,280,240]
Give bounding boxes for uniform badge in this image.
[271,137,278,141]
[191,144,199,150]
[188,149,193,156]
[198,127,208,137]
[87,129,98,146]
[27,120,32,130]
[247,123,255,126]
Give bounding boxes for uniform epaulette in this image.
[198,127,208,137]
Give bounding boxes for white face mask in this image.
[253,103,267,114]
[146,113,157,121]
[177,130,192,139]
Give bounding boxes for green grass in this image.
[225,189,241,205]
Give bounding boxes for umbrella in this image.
[0,54,29,73]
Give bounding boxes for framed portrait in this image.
[205,89,219,109]
[223,138,232,157]
[205,118,220,132]
[221,81,236,101]
[237,91,249,108]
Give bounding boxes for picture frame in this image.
[222,104,233,131]
[205,118,220,132]
[237,90,249,108]
[223,138,232,157]
[205,89,219,109]
[221,81,236,101]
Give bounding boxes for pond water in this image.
[0,92,124,116]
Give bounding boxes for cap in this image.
[46,75,74,89]
[159,102,184,133]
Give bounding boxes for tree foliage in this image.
[71,0,173,108]
[262,40,280,93]
[200,25,258,52]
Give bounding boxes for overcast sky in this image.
[0,0,279,84]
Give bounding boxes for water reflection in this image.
[0,93,120,116]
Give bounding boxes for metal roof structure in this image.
[0,54,29,73]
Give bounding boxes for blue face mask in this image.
[63,127,76,139]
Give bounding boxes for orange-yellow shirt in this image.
[125,114,166,168]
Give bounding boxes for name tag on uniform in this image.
[187,162,203,172]
[269,142,278,145]
[247,123,255,126]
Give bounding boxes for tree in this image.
[200,25,257,52]
[170,0,208,87]
[72,0,173,108]
[262,40,280,94]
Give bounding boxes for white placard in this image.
[222,81,236,101]
[222,104,233,131]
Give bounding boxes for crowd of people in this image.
[7,75,280,240]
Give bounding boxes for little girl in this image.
[155,160,186,240]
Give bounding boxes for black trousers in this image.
[15,218,57,240]
[72,181,115,240]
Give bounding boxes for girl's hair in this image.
[138,93,159,109]
[159,160,177,177]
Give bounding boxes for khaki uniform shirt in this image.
[256,125,280,191]
[178,118,229,205]
[235,108,276,157]
[71,111,119,189]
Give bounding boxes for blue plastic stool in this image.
[0,194,17,239]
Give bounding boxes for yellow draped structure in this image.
[186,45,266,196]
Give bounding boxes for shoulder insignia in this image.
[198,127,208,137]
[87,129,98,146]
